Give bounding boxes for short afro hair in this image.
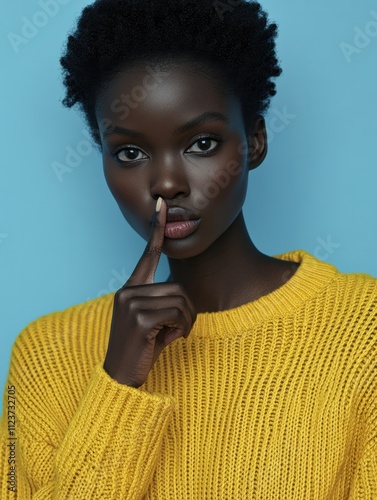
[60,0,282,149]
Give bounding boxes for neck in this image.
[166,212,298,313]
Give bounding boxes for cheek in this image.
[192,153,248,215]
[103,161,149,233]
[103,160,143,204]
[103,161,120,197]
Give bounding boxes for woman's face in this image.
[95,60,265,259]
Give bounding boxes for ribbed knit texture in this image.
[1,249,376,499]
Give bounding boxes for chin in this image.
[163,234,212,260]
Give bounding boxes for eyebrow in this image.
[102,111,228,138]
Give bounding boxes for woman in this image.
[1,0,376,498]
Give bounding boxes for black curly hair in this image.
[60,0,282,149]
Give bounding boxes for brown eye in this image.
[115,147,148,163]
[186,137,221,154]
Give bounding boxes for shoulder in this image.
[298,248,377,316]
[331,268,377,314]
[7,293,116,417]
[290,249,377,346]
[11,293,115,377]
[319,266,377,342]
[326,270,377,372]
[276,248,377,326]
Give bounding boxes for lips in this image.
[164,206,201,239]
[165,206,200,223]
[164,219,201,239]
[148,203,201,239]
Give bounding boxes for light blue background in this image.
[1,0,376,413]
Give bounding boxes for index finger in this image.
[125,197,167,286]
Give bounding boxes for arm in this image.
[0,323,176,499]
[349,438,377,499]
[348,317,377,499]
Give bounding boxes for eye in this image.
[186,136,222,155]
[114,146,148,163]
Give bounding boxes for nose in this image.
[149,154,190,200]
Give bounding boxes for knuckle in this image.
[152,218,160,229]
[144,243,162,257]
[175,295,186,308]
[126,299,138,313]
[171,282,186,294]
[133,311,153,333]
[114,288,130,307]
[171,306,181,318]
[114,289,128,306]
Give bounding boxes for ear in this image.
[247,115,268,171]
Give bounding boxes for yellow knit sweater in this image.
[1,249,376,499]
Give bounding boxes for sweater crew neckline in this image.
[188,249,338,338]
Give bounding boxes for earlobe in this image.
[247,115,268,171]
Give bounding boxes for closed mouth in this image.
[166,206,200,223]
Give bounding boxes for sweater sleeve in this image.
[348,317,377,499]
[348,437,377,499]
[0,323,176,499]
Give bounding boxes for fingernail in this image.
[156,197,162,213]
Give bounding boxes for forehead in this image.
[95,61,243,130]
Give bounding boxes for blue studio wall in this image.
[1,0,376,412]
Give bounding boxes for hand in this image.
[103,197,197,387]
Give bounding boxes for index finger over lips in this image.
[124,197,167,287]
